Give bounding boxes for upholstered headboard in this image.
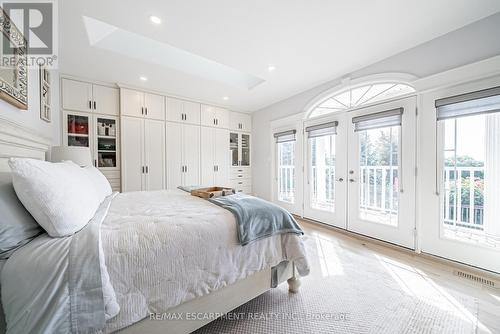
[0,117,51,170]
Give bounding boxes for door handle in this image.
[93,101,96,110]
[142,166,145,173]
[89,101,92,109]
[145,166,149,174]
[185,165,188,173]
[141,107,144,115]
[145,107,148,116]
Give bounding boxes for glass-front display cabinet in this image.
[229,132,251,167]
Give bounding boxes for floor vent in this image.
[454,270,496,287]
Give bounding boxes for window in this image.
[306,122,338,212]
[309,83,414,118]
[353,108,403,226]
[274,130,297,203]
[436,86,500,246]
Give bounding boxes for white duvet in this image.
[101,190,309,333]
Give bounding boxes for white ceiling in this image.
[60,0,500,112]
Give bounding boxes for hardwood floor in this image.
[298,219,500,333]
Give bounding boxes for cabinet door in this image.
[144,93,165,120]
[62,79,92,112]
[166,122,183,189]
[166,97,183,123]
[239,113,252,132]
[121,117,144,192]
[144,119,165,191]
[215,128,230,186]
[229,132,239,166]
[94,115,119,170]
[121,89,144,118]
[241,133,250,166]
[183,100,201,125]
[183,124,200,186]
[215,108,230,129]
[63,111,92,151]
[200,126,215,186]
[93,85,119,115]
[200,104,215,127]
[229,111,241,131]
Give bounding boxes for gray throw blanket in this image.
[209,193,304,245]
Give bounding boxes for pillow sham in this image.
[0,173,43,259]
[8,158,102,237]
[83,166,112,203]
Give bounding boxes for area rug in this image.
[194,233,480,334]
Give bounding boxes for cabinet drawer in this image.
[235,186,252,195]
[231,178,251,188]
[230,168,251,179]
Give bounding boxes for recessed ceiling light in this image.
[223,96,229,101]
[149,15,162,25]
[140,76,148,81]
[268,65,276,72]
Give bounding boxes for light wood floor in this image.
[298,219,500,333]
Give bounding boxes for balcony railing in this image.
[443,166,484,231]
[278,164,485,232]
[278,165,295,203]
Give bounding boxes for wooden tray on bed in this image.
[191,187,235,199]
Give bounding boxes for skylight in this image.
[82,16,265,90]
[309,83,415,118]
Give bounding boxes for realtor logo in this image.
[2,0,58,67]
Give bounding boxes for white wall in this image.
[0,69,60,145]
[252,13,500,200]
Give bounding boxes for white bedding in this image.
[101,189,309,333]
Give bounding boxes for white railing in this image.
[278,165,295,203]
[443,166,484,230]
[278,164,485,232]
[360,166,399,215]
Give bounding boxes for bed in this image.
[0,118,309,334]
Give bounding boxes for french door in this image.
[301,97,416,249]
[347,97,416,249]
[303,115,347,228]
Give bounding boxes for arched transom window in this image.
[309,83,415,118]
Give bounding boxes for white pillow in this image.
[83,166,112,203]
[8,158,102,237]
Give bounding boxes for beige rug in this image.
[194,233,481,334]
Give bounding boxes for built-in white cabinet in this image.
[166,122,200,189]
[62,110,121,191]
[121,116,165,192]
[201,105,229,128]
[121,88,165,120]
[62,78,119,115]
[229,112,251,132]
[200,127,230,187]
[166,97,201,125]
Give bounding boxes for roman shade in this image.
[435,86,500,121]
[352,108,403,132]
[274,130,296,143]
[305,121,338,138]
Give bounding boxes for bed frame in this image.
[0,116,301,334]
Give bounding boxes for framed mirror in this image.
[0,8,28,109]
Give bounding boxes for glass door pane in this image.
[310,134,336,212]
[96,117,117,168]
[67,114,89,147]
[230,132,239,166]
[241,134,250,166]
[358,126,399,226]
[441,113,500,247]
[277,141,295,203]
